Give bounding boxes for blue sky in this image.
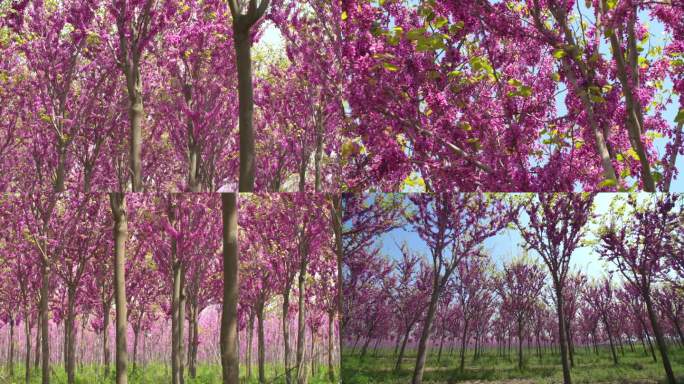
[372,193,637,280]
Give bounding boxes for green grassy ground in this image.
[342,345,684,383]
[0,363,336,384]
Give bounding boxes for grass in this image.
[341,344,684,383]
[0,362,336,384]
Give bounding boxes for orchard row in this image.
[0,192,341,384]
[342,193,684,384]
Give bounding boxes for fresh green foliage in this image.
[341,346,684,384]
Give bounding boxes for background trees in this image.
[0,192,339,383]
[342,192,684,384]
[2,0,682,192]
[0,0,348,193]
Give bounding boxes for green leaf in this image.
[449,21,465,34]
[625,148,640,161]
[416,35,446,52]
[518,85,532,98]
[675,109,684,124]
[620,167,631,178]
[432,16,448,29]
[470,56,493,75]
[652,171,663,183]
[552,49,566,59]
[598,178,618,188]
[382,62,399,72]
[406,28,426,40]
[589,93,605,103]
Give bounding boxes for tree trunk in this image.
[327,311,335,382]
[331,195,343,361]
[536,332,542,360]
[245,313,253,379]
[186,307,193,373]
[313,108,324,192]
[103,299,111,378]
[360,335,373,358]
[644,293,676,384]
[310,332,316,377]
[191,309,198,379]
[254,298,265,384]
[132,327,139,372]
[126,66,143,192]
[283,289,292,384]
[518,318,524,370]
[565,325,574,367]
[66,287,76,384]
[40,252,50,384]
[234,31,255,192]
[186,99,202,193]
[603,11,655,191]
[171,260,185,384]
[188,144,201,192]
[554,285,572,384]
[460,319,469,372]
[24,311,30,384]
[605,324,618,364]
[411,280,441,384]
[111,192,128,384]
[351,335,359,354]
[34,312,40,372]
[437,335,445,363]
[8,317,14,378]
[179,267,186,384]
[617,333,625,356]
[186,302,196,379]
[394,328,411,372]
[645,331,657,362]
[79,316,86,370]
[296,257,308,384]
[299,150,309,193]
[220,193,239,384]
[64,320,68,371]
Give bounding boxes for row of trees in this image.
[343,193,684,384]
[0,192,341,384]
[2,0,682,193]
[0,0,343,193]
